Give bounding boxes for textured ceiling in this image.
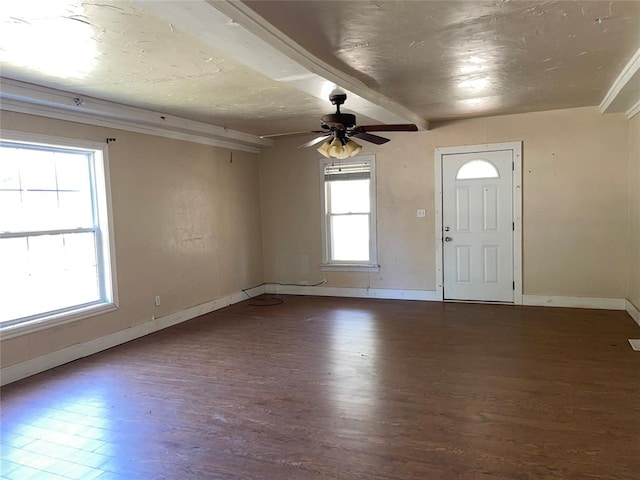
[245,0,640,121]
[0,0,359,135]
[0,0,638,137]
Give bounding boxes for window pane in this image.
[58,191,93,228]
[60,232,100,309]
[17,148,58,190]
[330,214,369,261]
[0,191,23,232]
[21,190,60,231]
[0,237,30,322]
[63,232,98,271]
[456,159,499,180]
[0,154,21,189]
[55,151,91,191]
[328,179,370,214]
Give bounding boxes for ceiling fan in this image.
[262,91,418,159]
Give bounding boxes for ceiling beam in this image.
[136,0,428,130]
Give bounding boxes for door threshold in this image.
[443,299,515,305]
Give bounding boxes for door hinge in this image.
[512,161,514,171]
[512,222,515,231]
[513,281,515,290]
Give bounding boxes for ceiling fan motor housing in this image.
[321,113,356,130]
[329,92,347,106]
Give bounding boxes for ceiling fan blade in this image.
[299,135,330,148]
[356,124,418,132]
[260,130,325,139]
[352,132,390,145]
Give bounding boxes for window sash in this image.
[0,226,97,239]
[327,212,371,262]
[0,142,96,234]
[0,230,103,327]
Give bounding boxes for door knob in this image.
[444,236,453,242]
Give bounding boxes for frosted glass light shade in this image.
[344,140,362,157]
[317,141,331,158]
[328,138,344,158]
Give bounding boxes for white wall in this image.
[0,111,264,368]
[260,107,630,299]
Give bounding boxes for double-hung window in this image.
[0,131,117,337]
[320,155,378,271]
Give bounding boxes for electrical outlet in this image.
[155,296,161,307]
[417,209,426,218]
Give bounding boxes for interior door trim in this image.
[434,142,523,304]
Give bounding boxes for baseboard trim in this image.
[0,285,265,386]
[265,284,440,301]
[522,295,626,310]
[3,288,633,385]
[626,299,640,327]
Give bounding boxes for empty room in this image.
[1,1,639,479]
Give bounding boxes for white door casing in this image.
[435,143,522,304]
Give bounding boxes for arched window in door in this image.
[456,159,499,180]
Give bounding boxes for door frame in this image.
[434,142,523,304]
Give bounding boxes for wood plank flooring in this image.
[1,295,639,479]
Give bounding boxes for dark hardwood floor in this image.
[1,295,639,480]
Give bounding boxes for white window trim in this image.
[0,130,119,340]
[319,155,379,272]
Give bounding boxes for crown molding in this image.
[0,78,273,153]
[626,99,640,120]
[600,47,640,119]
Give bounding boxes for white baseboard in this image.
[265,284,440,301]
[0,285,265,386]
[626,299,640,327]
[266,287,626,310]
[522,295,626,310]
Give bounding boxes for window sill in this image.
[0,302,118,340]
[320,263,380,273]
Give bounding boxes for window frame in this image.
[319,155,379,272]
[0,130,118,339]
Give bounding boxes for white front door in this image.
[442,149,514,302]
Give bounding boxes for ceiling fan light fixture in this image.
[289,93,417,152]
[328,138,344,158]
[316,140,331,158]
[337,149,350,160]
[344,139,362,157]
[317,137,363,159]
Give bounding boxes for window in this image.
[456,159,500,179]
[320,155,378,271]
[0,131,117,337]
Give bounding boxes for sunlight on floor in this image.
[1,387,119,479]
